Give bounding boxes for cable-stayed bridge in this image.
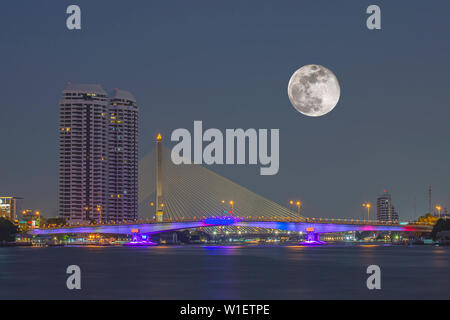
[139,146,301,221]
[30,143,433,244]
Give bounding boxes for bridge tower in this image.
[155,133,164,222]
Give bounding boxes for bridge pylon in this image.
[155,133,164,222]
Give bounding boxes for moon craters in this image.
[288,64,340,117]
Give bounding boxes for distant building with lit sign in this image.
[19,209,41,230]
[0,196,23,221]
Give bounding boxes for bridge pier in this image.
[300,231,327,246]
[125,233,157,246]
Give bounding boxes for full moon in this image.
[287,64,340,117]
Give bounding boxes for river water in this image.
[0,244,449,299]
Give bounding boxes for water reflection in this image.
[0,245,449,299]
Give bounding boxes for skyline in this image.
[1,1,450,220]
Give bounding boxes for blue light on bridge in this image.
[203,217,236,226]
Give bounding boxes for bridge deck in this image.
[30,218,433,235]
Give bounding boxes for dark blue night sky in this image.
[1,0,450,219]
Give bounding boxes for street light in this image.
[296,201,301,217]
[362,203,371,221]
[220,200,235,216]
[436,205,442,218]
[289,200,301,217]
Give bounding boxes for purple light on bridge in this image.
[124,240,158,247]
[29,219,430,240]
[124,234,158,246]
[299,232,327,246]
[299,240,327,246]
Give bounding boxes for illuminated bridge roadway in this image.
[30,217,433,244]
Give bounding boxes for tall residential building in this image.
[107,89,138,221]
[58,84,138,223]
[376,190,399,222]
[59,84,108,223]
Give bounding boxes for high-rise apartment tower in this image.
[376,190,399,222]
[107,89,138,221]
[59,84,138,223]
